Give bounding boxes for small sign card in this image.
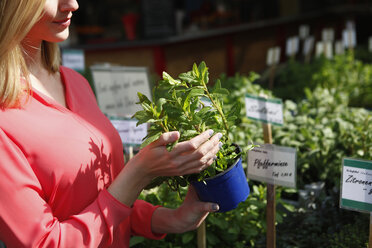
[299,25,310,40]
[322,28,335,42]
[343,29,356,49]
[247,144,297,188]
[62,49,85,73]
[245,94,283,126]
[286,36,299,57]
[90,65,152,117]
[266,47,281,66]
[335,40,345,55]
[324,41,333,59]
[369,36,372,52]
[109,116,148,146]
[303,36,314,56]
[341,158,372,213]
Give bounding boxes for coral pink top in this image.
[0,66,165,247]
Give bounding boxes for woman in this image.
[0,0,222,247]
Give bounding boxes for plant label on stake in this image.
[303,36,314,62]
[245,94,284,248]
[346,20,355,31]
[322,28,335,42]
[244,94,283,126]
[340,158,372,212]
[266,47,281,67]
[266,47,281,90]
[343,29,356,50]
[303,36,315,54]
[340,157,372,247]
[286,36,299,59]
[324,41,333,59]
[335,40,345,55]
[299,25,310,40]
[247,144,297,188]
[315,41,324,58]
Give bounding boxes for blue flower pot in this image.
[191,148,250,212]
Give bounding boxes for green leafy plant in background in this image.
[272,52,372,109]
[273,85,372,190]
[268,57,327,102]
[133,62,255,191]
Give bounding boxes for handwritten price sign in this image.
[90,65,152,117]
[247,144,297,188]
[341,158,372,213]
[244,94,283,126]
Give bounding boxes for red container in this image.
[121,13,139,40]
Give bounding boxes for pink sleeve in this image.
[0,129,131,247]
[130,200,166,240]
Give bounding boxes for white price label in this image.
[247,144,297,188]
[245,94,283,126]
[341,158,372,213]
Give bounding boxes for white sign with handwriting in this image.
[247,144,297,188]
[244,94,283,126]
[109,117,147,146]
[91,65,152,117]
[341,158,372,213]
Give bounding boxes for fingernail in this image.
[213,155,217,161]
[208,129,214,137]
[218,142,223,148]
[217,133,223,139]
[212,204,219,211]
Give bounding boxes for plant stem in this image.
[160,122,169,132]
[201,83,229,136]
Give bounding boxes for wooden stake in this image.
[304,51,311,64]
[268,65,276,91]
[129,146,134,160]
[262,122,276,248]
[369,213,372,248]
[197,221,206,248]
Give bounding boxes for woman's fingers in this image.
[136,130,222,178]
[182,186,219,227]
[187,186,219,212]
[150,131,180,148]
[170,132,222,174]
[171,130,214,155]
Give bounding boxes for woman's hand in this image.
[108,130,222,207]
[151,186,219,234]
[130,129,222,181]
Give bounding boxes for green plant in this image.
[133,62,255,191]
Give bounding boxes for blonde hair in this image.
[0,0,61,109]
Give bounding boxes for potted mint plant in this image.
[133,62,252,212]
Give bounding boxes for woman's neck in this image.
[21,40,67,108]
[22,39,44,75]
